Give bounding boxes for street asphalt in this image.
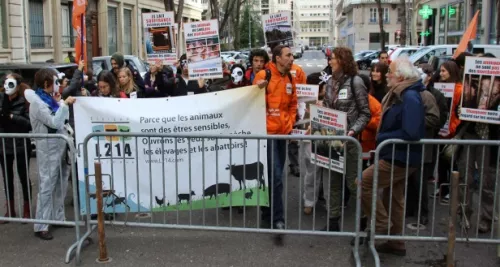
[0,155,499,267]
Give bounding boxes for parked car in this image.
[354,50,376,59]
[356,51,379,70]
[293,47,303,58]
[92,55,148,80]
[371,46,420,66]
[0,62,77,87]
[426,55,453,72]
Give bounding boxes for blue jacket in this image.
[376,81,426,167]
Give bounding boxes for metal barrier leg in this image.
[95,162,111,263]
[446,171,460,266]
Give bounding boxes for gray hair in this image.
[392,56,421,80]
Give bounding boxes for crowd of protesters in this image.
[0,45,498,260]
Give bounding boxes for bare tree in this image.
[376,0,385,50]
[399,0,407,46]
[232,0,245,50]
[164,0,185,24]
[215,0,238,33]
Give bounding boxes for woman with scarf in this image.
[0,73,32,223]
[319,47,371,231]
[24,68,76,240]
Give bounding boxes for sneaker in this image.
[441,194,449,204]
[430,189,440,198]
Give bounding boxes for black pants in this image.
[438,155,454,196]
[406,163,434,217]
[0,154,31,202]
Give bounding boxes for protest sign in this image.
[262,11,293,48]
[434,82,455,136]
[143,12,177,65]
[183,19,223,79]
[74,86,268,214]
[309,105,347,173]
[292,84,319,135]
[460,57,500,124]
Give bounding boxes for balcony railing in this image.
[300,28,330,32]
[62,35,75,48]
[30,35,52,49]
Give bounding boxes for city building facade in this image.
[0,0,204,63]
[336,0,405,52]
[297,0,333,47]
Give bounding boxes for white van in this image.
[410,44,500,65]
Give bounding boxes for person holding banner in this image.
[92,70,122,98]
[253,45,297,231]
[320,47,371,232]
[455,54,498,234]
[117,68,144,99]
[245,49,270,84]
[24,68,77,240]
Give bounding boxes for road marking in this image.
[318,64,324,67]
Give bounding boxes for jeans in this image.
[262,139,286,224]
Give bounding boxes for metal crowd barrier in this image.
[77,133,364,266]
[0,133,82,264]
[369,138,500,267]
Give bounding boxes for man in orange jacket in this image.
[253,45,297,230]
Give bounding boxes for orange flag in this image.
[72,0,87,72]
[453,10,479,59]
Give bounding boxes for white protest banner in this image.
[434,82,455,136]
[143,12,177,65]
[262,11,293,48]
[292,84,319,135]
[183,19,223,79]
[460,57,500,124]
[74,86,268,215]
[309,105,347,173]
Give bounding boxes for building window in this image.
[278,0,286,4]
[369,8,377,23]
[123,9,133,55]
[490,2,497,44]
[0,0,8,48]
[108,6,118,55]
[447,3,464,32]
[29,0,49,49]
[61,5,75,48]
[397,8,402,23]
[439,6,446,32]
[383,8,389,23]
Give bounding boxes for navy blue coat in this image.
[376,81,426,167]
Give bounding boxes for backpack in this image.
[265,69,294,86]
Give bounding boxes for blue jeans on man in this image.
[261,139,286,228]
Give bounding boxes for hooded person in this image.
[110,52,145,96]
[24,68,77,240]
